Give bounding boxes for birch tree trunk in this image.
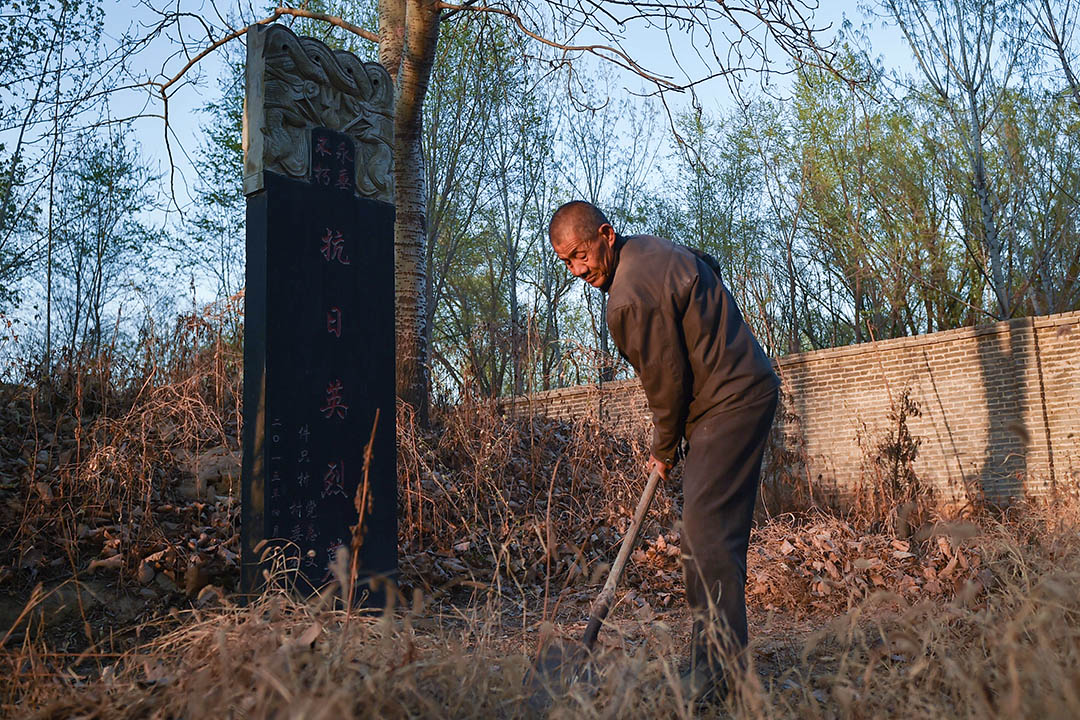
[380,0,439,422]
[966,91,1010,318]
[884,0,1019,320]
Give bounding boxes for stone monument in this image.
[240,23,396,602]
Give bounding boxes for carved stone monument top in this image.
[243,24,394,204]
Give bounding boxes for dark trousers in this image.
[681,389,778,673]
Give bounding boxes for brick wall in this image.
[504,310,1080,504]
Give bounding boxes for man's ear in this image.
[599,223,616,248]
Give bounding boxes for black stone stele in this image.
[241,126,396,603]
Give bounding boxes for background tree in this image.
[51,127,153,360]
[0,0,104,314]
[176,55,247,313]
[5,0,1079,406]
[140,0,838,417]
[999,86,1080,313]
[484,31,557,397]
[421,13,496,397]
[884,0,1027,319]
[560,73,660,383]
[1026,0,1080,107]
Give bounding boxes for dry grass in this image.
[5,295,242,577]
[397,398,682,611]
[11,500,1080,719]
[4,298,1080,717]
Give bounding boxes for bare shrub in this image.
[396,399,680,608]
[3,294,242,589]
[853,388,933,535]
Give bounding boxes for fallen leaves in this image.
[747,515,982,616]
[88,554,123,573]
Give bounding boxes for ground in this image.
[1,379,1078,718]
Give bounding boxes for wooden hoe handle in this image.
[581,467,663,649]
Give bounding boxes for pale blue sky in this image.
[0,0,927,368]
[108,1,918,217]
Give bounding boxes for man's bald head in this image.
[549,200,620,290]
[549,201,613,242]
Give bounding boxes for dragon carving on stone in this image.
[244,24,394,204]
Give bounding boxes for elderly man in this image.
[549,200,780,700]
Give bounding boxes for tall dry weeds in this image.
[6,296,243,580]
[12,498,1080,719]
[396,398,679,605]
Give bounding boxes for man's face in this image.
[550,222,618,289]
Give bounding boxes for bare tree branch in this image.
[436,1,683,89]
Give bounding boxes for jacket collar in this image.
[602,234,628,293]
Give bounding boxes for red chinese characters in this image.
[320,379,349,420]
[326,307,343,338]
[335,140,352,164]
[311,131,354,193]
[321,460,347,498]
[320,228,351,265]
[335,168,351,191]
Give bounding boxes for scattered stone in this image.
[155,572,178,594]
[174,446,240,497]
[20,547,44,570]
[195,584,224,608]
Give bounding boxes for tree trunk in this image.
[71,255,82,356]
[966,92,1010,319]
[854,258,863,344]
[787,234,798,354]
[509,239,521,396]
[381,0,439,422]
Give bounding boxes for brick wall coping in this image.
[507,309,1080,402]
[775,309,1080,369]
[506,378,637,404]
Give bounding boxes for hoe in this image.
[525,467,663,705]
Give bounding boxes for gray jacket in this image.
[606,234,779,464]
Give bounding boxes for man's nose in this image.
[570,260,588,277]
